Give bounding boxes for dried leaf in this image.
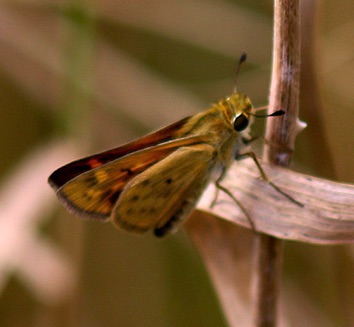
[196,159,354,244]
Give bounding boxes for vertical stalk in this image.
[265,0,301,165]
[253,1,301,326]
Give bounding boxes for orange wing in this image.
[55,135,209,220]
[112,144,216,236]
[48,116,190,190]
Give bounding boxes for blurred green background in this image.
[0,1,353,326]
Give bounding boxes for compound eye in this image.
[234,114,249,132]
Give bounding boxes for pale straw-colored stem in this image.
[253,1,301,326]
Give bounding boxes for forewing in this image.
[112,144,216,235]
[55,135,208,220]
[49,116,191,189]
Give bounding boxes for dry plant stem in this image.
[254,1,301,326]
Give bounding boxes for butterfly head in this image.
[226,92,285,134]
[226,92,255,133]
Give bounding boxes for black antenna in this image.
[251,110,285,118]
[234,52,247,93]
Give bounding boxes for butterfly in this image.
[48,54,285,237]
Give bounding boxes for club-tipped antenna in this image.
[251,109,285,118]
[234,52,247,93]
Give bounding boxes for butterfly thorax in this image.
[177,92,254,147]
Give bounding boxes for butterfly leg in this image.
[210,167,257,231]
[241,135,259,145]
[236,151,304,207]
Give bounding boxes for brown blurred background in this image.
[0,1,353,326]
